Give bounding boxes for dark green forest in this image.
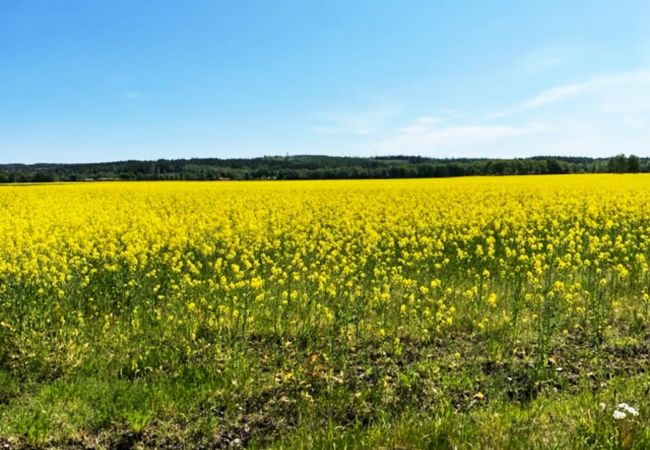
[0,154,646,183]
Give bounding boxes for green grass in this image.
[1,324,649,448]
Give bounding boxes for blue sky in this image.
[1,1,650,163]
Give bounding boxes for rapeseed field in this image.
[1,176,649,448]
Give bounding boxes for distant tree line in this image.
[0,154,647,183]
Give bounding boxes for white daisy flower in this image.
[617,403,639,416]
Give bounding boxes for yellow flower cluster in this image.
[0,175,648,346]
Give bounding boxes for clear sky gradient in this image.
[1,1,650,163]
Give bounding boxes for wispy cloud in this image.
[310,104,400,136]
[397,116,441,134]
[488,69,650,118]
[310,68,650,158]
[374,116,548,155]
[619,116,647,129]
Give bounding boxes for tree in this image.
[545,158,566,174]
[627,154,640,173]
[607,154,628,173]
